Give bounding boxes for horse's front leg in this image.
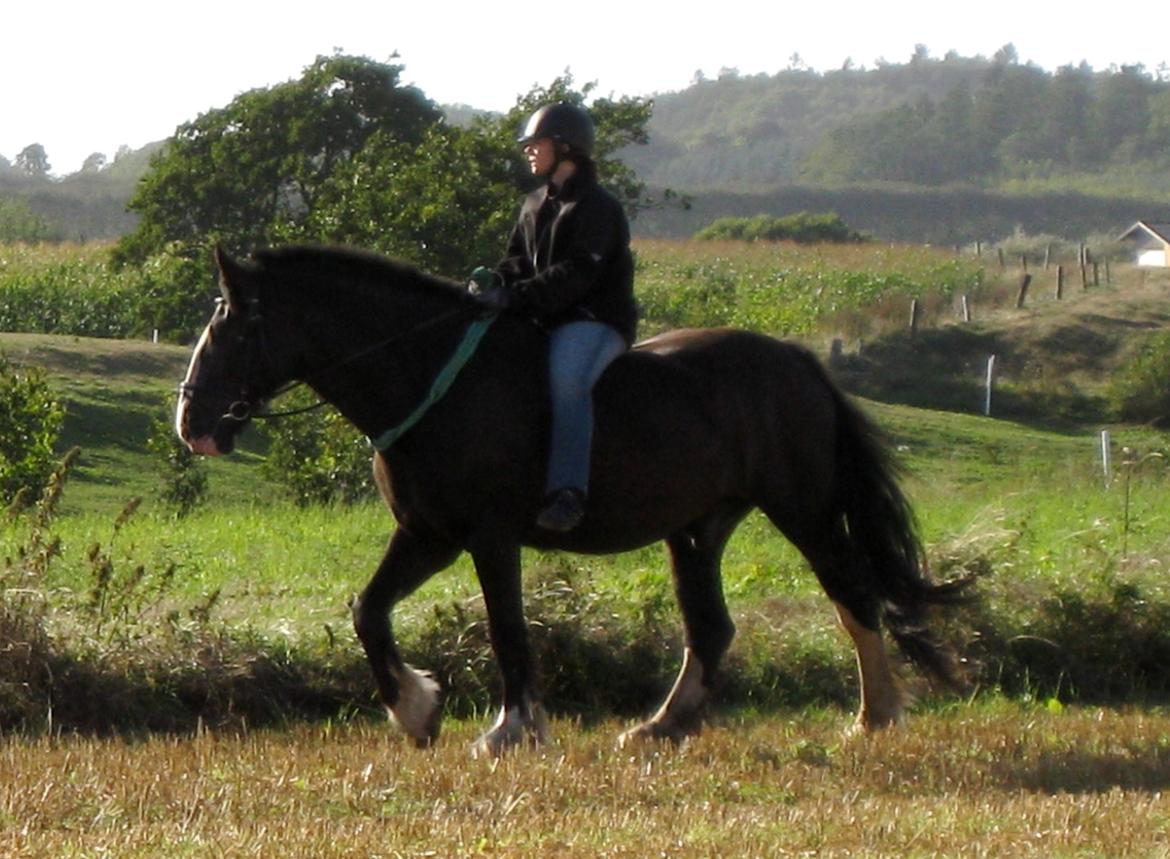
[352,526,460,747]
[469,537,547,757]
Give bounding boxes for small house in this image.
[1118,220,1170,266]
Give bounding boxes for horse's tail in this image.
[821,366,971,690]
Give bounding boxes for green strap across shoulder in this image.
[369,313,497,451]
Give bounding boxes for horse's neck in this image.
[295,287,474,440]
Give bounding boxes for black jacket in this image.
[496,165,637,344]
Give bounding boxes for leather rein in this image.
[179,292,490,438]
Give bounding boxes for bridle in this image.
[179,288,487,432]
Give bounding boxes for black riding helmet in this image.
[518,102,596,158]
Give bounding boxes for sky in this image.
[6,0,1169,176]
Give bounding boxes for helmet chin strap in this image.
[547,144,576,189]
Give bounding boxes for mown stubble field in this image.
[3,703,1170,857]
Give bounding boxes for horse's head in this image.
[176,247,287,456]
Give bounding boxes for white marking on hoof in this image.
[389,664,441,745]
[834,603,905,731]
[619,647,707,746]
[472,702,549,759]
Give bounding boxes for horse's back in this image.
[567,326,841,544]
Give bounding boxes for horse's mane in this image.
[252,244,474,306]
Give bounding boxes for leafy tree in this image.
[80,153,107,174]
[308,73,655,276]
[1091,65,1154,161]
[259,391,376,506]
[15,144,50,179]
[113,53,443,265]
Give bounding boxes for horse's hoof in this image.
[388,664,443,747]
[471,704,549,759]
[618,720,693,749]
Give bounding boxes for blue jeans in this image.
[546,321,626,495]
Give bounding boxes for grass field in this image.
[4,704,1170,857]
[5,240,1170,855]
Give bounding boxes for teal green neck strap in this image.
[369,314,496,451]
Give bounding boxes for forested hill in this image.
[620,47,1170,242]
[625,47,1170,196]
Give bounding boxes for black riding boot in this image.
[536,488,586,532]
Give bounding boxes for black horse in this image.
[177,244,967,755]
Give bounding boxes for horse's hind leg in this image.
[352,526,460,747]
[621,505,746,746]
[834,600,902,732]
[788,522,904,732]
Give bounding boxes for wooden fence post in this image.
[961,294,971,323]
[1016,273,1032,308]
[909,298,920,336]
[1055,265,1064,300]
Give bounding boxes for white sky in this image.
[6,0,1168,175]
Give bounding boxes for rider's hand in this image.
[467,266,499,295]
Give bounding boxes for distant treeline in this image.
[634,184,1160,245]
[625,46,1170,200]
[0,143,159,241]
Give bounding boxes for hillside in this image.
[834,263,1170,423]
[0,332,270,515]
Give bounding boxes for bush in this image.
[695,212,866,244]
[1108,331,1170,424]
[260,391,376,506]
[0,354,65,506]
[146,411,209,517]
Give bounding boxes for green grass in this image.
[6,243,1170,734]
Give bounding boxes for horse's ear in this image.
[213,244,248,311]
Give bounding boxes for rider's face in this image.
[523,138,557,176]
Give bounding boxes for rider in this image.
[471,102,637,532]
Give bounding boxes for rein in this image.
[183,292,497,446]
[253,305,486,423]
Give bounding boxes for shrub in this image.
[0,354,65,506]
[695,212,866,244]
[260,391,376,506]
[1108,331,1170,424]
[146,410,209,517]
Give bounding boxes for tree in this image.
[308,73,655,276]
[1092,65,1154,161]
[114,53,443,265]
[15,144,50,179]
[80,153,107,173]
